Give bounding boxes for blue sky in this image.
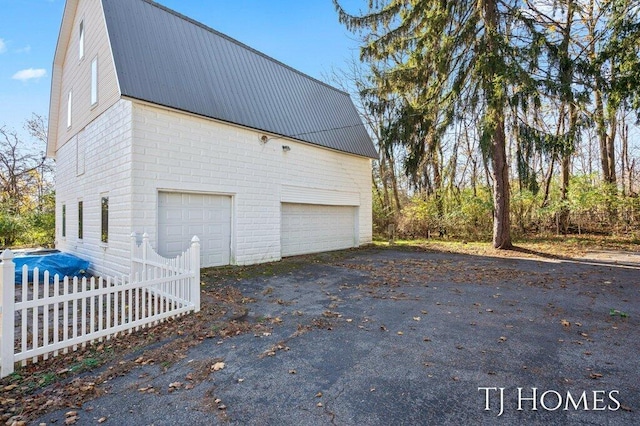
[0,0,366,138]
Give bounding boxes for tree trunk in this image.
[491,109,512,249]
[483,0,512,249]
[606,109,617,186]
[557,0,577,234]
[621,121,628,196]
[595,83,611,184]
[379,154,392,212]
[387,150,402,212]
[559,154,571,233]
[541,156,555,208]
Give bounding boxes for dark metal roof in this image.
[101,0,377,159]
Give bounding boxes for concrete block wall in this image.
[55,99,133,276]
[130,102,372,266]
[278,138,373,247]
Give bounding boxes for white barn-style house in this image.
[47,0,377,277]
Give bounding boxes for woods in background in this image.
[334,0,640,244]
[0,115,54,247]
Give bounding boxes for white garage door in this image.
[281,203,357,257]
[158,192,231,267]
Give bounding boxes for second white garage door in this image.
[281,203,357,257]
[158,192,231,267]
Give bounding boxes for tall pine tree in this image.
[334,0,542,248]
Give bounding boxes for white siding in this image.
[281,185,360,206]
[130,102,372,265]
[55,99,133,277]
[56,98,372,275]
[53,0,120,154]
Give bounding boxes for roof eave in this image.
[124,95,377,159]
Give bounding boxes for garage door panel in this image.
[165,226,183,238]
[158,192,231,267]
[163,209,183,221]
[281,203,356,257]
[188,210,204,221]
[166,240,189,253]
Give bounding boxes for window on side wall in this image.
[91,57,98,106]
[79,20,84,60]
[78,201,83,240]
[101,196,109,243]
[67,90,72,128]
[62,204,66,238]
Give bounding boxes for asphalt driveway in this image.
[30,247,639,425]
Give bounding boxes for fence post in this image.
[130,232,137,277]
[0,250,16,378]
[190,236,201,313]
[142,233,149,281]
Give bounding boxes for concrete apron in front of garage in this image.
[33,248,640,425]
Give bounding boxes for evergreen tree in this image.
[333,0,543,248]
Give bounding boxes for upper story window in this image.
[91,57,98,106]
[67,90,72,128]
[79,20,85,60]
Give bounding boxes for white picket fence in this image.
[0,233,200,378]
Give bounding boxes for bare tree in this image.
[1,115,52,213]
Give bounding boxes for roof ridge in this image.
[141,0,350,97]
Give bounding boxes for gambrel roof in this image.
[99,0,377,159]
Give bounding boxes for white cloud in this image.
[16,45,32,54]
[12,68,47,82]
[0,39,6,54]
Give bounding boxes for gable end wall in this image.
[52,0,120,154]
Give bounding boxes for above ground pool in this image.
[11,249,90,284]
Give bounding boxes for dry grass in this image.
[377,234,640,260]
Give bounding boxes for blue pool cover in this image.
[12,250,90,284]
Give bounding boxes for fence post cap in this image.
[142,232,149,239]
[191,235,200,244]
[130,232,137,238]
[0,249,14,261]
